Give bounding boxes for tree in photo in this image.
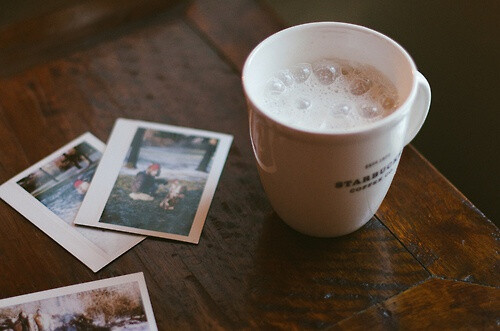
[73,142,96,165]
[126,128,146,169]
[197,138,218,172]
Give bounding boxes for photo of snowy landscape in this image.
[0,281,149,330]
[100,128,219,236]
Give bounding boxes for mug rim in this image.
[242,22,420,139]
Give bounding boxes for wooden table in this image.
[0,0,498,329]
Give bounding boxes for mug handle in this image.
[404,71,431,146]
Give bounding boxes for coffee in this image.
[262,58,400,131]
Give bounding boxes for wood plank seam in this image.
[374,213,433,275]
[182,17,242,75]
[331,276,500,329]
[332,276,432,326]
[332,274,500,329]
[431,276,500,289]
[375,145,499,287]
[375,188,499,287]
[375,210,500,288]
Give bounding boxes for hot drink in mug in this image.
[242,22,431,237]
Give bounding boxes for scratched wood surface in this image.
[333,278,500,330]
[0,0,498,329]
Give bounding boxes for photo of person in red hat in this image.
[73,179,90,195]
[129,163,167,201]
[98,127,228,238]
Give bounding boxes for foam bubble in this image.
[276,70,294,87]
[381,95,396,110]
[295,98,311,110]
[340,64,354,76]
[359,105,381,119]
[312,60,338,85]
[290,63,312,83]
[266,78,286,95]
[350,78,372,96]
[262,57,399,131]
[330,103,351,116]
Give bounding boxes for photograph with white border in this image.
[0,272,157,331]
[0,133,145,272]
[74,119,233,243]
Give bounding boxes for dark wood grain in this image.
[0,0,182,78]
[187,0,499,288]
[0,9,431,329]
[127,217,430,329]
[0,107,99,293]
[0,0,497,329]
[185,0,284,71]
[334,278,500,330]
[377,146,500,287]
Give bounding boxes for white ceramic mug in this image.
[242,22,431,237]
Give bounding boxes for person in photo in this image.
[12,311,30,331]
[159,179,186,210]
[129,163,167,201]
[33,309,46,331]
[0,274,155,330]
[73,179,90,195]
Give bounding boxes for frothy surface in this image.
[262,58,400,131]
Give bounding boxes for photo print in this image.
[0,133,145,272]
[0,272,157,331]
[75,119,233,243]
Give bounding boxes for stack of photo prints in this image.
[0,119,232,329]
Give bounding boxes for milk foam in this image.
[262,58,400,131]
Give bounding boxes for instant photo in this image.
[0,133,145,272]
[75,119,233,243]
[0,272,157,331]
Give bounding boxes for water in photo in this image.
[16,141,118,254]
